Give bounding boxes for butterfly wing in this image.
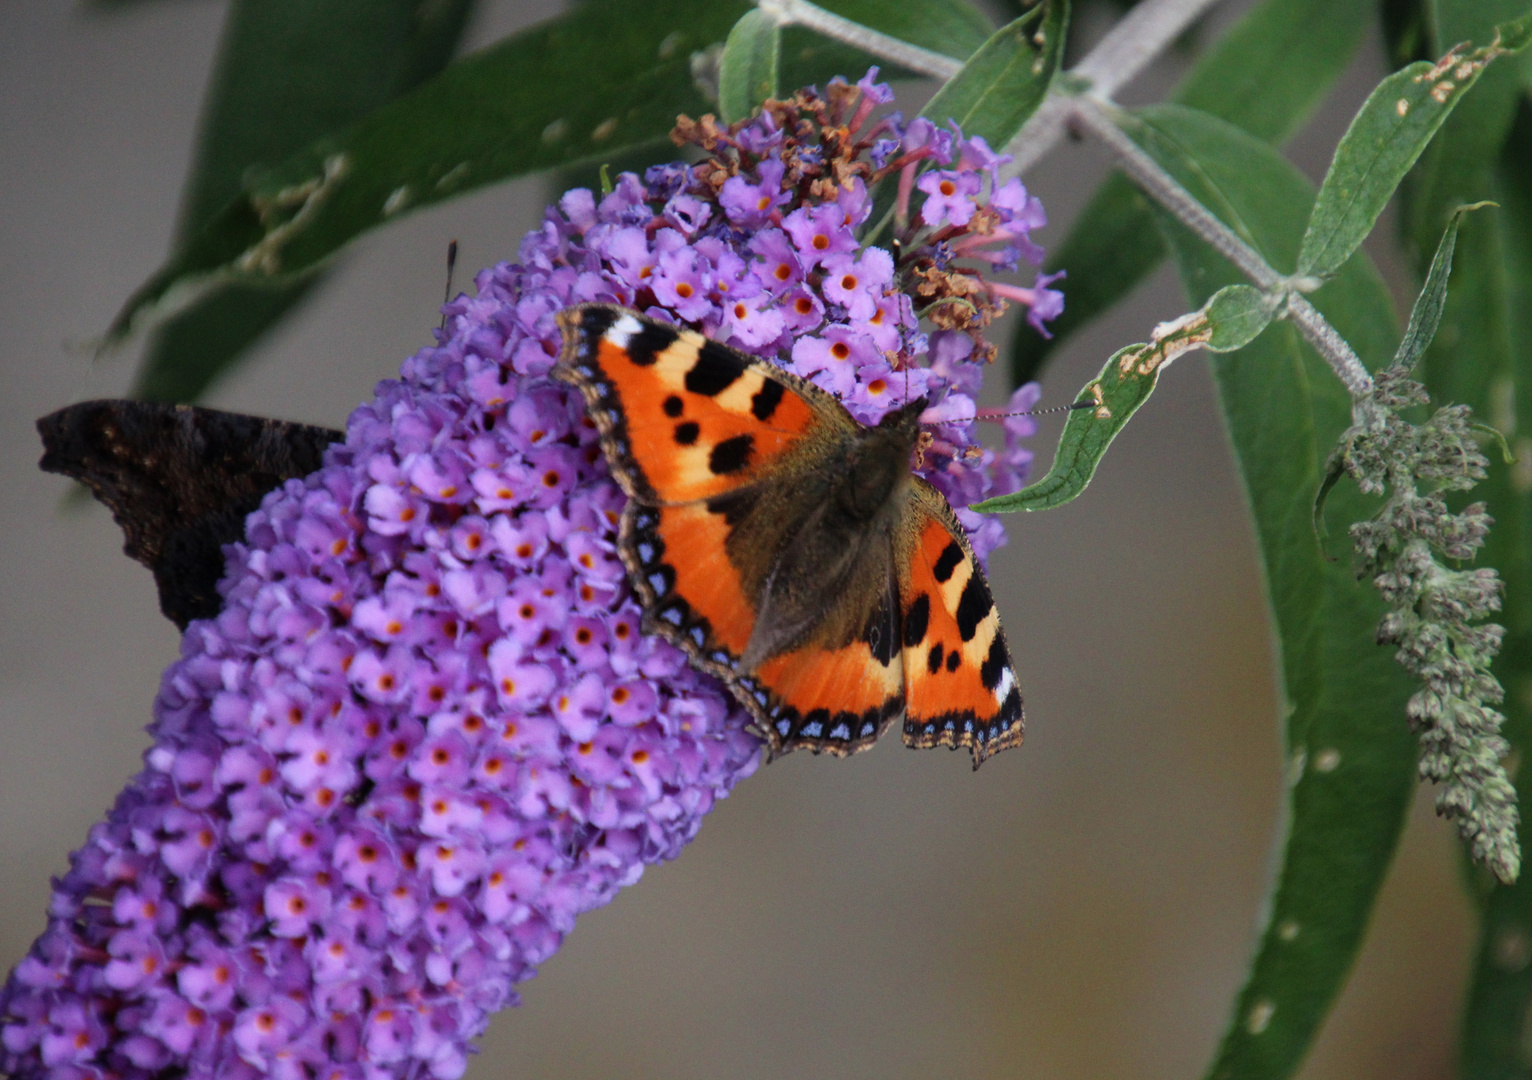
[896,479,1024,768]
[554,304,853,505]
[37,400,343,629]
[556,305,909,757]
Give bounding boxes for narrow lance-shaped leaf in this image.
[976,283,1274,514]
[106,0,992,349]
[134,0,476,403]
[1010,0,1373,386]
[920,0,1067,150]
[1123,104,1414,1080]
[1297,12,1532,280]
[1402,0,1531,257]
[1395,201,1494,370]
[717,10,781,125]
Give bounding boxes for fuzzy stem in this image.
[1004,0,1227,176]
[756,0,962,80]
[1068,97,1375,396]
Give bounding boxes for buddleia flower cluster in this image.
[1340,364,1519,883]
[0,71,1056,1078]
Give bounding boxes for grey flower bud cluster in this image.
[1338,365,1518,883]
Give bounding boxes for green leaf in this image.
[108,0,998,353]
[1297,17,1530,280]
[978,282,1275,514]
[717,10,781,124]
[919,0,1067,149]
[1395,201,1494,370]
[1124,103,1415,1080]
[973,341,1164,514]
[133,0,474,402]
[105,0,756,347]
[1011,0,1373,385]
[1203,283,1278,350]
[1404,1,1530,254]
[1447,95,1532,1080]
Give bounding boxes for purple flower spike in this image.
[2,68,1050,1080]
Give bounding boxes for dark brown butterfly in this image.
[37,401,343,629]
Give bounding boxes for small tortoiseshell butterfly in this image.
[554,304,1024,768]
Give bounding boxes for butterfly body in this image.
[555,304,1023,768]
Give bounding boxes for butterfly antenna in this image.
[985,399,1097,420]
[439,239,459,332]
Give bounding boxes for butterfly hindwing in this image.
[897,481,1024,768]
[748,577,905,757]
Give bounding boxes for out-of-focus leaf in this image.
[1011,0,1373,385]
[106,0,755,348]
[135,0,475,402]
[1446,85,1532,1080]
[109,0,997,352]
[920,0,1067,150]
[976,281,1273,514]
[718,9,781,124]
[1298,15,1531,280]
[1121,104,1415,1080]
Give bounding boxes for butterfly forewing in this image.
[556,305,839,505]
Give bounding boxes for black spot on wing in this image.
[708,434,754,475]
[999,686,1022,728]
[662,395,684,418]
[981,634,1009,691]
[621,321,678,367]
[932,541,964,584]
[751,379,786,421]
[864,589,898,666]
[926,643,943,674]
[955,574,992,642]
[673,421,700,446]
[684,341,747,395]
[705,488,758,527]
[902,594,930,647]
[945,650,961,673]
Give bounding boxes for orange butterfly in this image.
[554,304,1023,768]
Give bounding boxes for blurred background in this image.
[0,1,1475,1077]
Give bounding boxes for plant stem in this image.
[1068,98,1277,287]
[752,0,1375,398]
[756,0,961,80]
[1067,98,1373,396]
[1006,0,1227,175]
